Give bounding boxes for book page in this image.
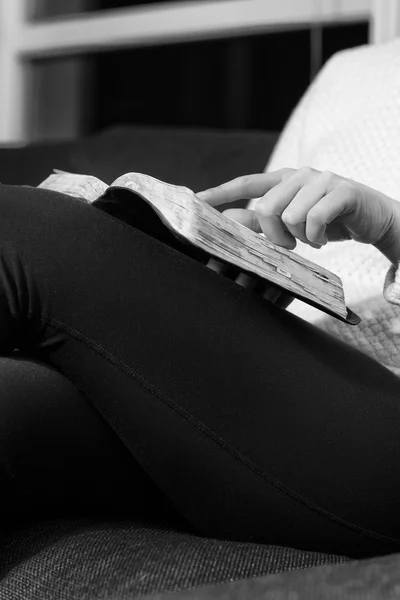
[38,170,108,202]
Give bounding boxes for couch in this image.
[0,124,399,599]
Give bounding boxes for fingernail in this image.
[196,191,208,200]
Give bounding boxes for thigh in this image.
[1,183,400,558]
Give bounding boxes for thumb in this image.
[222,208,262,233]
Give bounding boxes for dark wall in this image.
[86,15,368,134]
[89,30,311,133]
[33,0,369,136]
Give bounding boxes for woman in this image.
[1,166,400,559]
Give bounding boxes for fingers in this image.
[201,168,353,310]
[206,257,240,280]
[254,168,321,248]
[196,169,294,206]
[254,169,351,249]
[261,284,282,303]
[235,272,260,291]
[206,258,226,274]
[200,168,349,251]
[273,173,330,247]
[205,258,294,309]
[273,290,295,309]
[206,258,258,291]
[305,188,351,243]
[222,208,262,233]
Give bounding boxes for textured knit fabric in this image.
[0,517,348,600]
[247,39,400,377]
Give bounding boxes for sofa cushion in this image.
[0,517,348,599]
[0,125,279,208]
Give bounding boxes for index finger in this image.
[196,169,294,207]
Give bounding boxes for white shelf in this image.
[1,0,394,142]
[19,0,371,57]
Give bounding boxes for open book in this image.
[39,171,361,326]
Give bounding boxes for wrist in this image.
[374,200,400,266]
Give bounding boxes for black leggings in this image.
[1,183,400,559]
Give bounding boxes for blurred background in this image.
[0,0,396,144]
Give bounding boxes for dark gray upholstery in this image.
[0,125,279,196]
[0,517,348,599]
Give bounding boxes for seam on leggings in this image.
[33,311,400,547]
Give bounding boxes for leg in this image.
[1,183,400,558]
[0,354,186,528]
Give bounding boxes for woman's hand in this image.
[197,167,400,308]
[197,168,400,259]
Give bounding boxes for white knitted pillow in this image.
[248,39,400,375]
